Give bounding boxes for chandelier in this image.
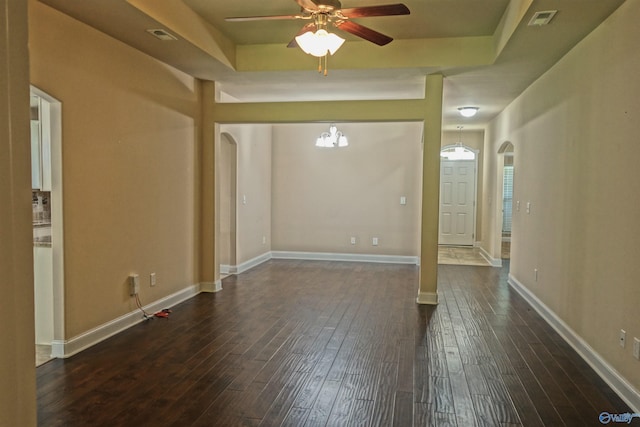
[316,124,348,148]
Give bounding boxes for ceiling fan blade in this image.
[225,14,307,22]
[334,20,393,46]
[287,22,317,48]
[339,3,410,18]
[294,0,320,12]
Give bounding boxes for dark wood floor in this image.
[37,260,631,426]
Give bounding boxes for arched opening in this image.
[219,132,238,275]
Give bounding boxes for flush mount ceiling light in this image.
[458,107,479,118]
[316,124,348,148]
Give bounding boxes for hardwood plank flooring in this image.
[37,260,632,426]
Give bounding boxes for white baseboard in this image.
[271,251,419,265]
[51,283,202,358]
[480,247,502,267]
[200,280,222,293]
[220,264,234,275]
[416,291,439,305]
[508,274,640,413]
[236,252,272,273]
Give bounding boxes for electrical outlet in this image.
[150,272,156,287]
[350,237,356,245]
[620,329,626,348]
[129,274,140,296]
[633,338,640,360]
[372,237,379,246]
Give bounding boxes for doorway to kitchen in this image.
[30,86,64,366]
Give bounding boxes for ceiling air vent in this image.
[146,29,178,41]
[528,10,557,26]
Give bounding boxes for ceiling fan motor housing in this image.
[315,0,342,12]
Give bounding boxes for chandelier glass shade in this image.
[315,124,348,148]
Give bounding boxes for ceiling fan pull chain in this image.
[324,54,328,76]
[318,56,322,73]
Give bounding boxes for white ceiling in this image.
[38,0,626,129]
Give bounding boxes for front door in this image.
[439,158,476,245]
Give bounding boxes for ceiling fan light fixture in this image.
[295,29,345,57]
[458,107,479,118]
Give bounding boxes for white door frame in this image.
[438,144,479,246]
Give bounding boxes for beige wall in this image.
[271,122,423,256]
[220,124,272,265]
[483,0,640,393]
[1,0,37,425]
[29,2,201,338]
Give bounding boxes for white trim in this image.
[480,247,502,267]
[200,280,222,293]
[220,264,236,275]
[236,252,272,273]
[416,291,439,305]
[508,274,640,413]
[51,284,201,358]
[271,251,419,265]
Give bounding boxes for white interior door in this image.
[439,159,476,245]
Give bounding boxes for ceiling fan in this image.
[225,0,410,73]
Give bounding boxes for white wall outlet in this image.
[372,237,379,246]
[262,236,266,244]
[150,272,156,287]
[633,338,640,360]
[350,237,356,245]
[516,201,520,211]
[242,195,247,205]
[526,201,531,214]
[620,329,626,348]
[400,196,407,205]
[129,274,140,296]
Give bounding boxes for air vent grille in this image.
[528,10,557,26]
[146,29,178,41]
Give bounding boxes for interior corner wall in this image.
[219,124,272,265]
[485,0,640,395]
[1,0,37,425]
[271,122,423,256]
[29,1,201,338]
[441,129,485,243]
